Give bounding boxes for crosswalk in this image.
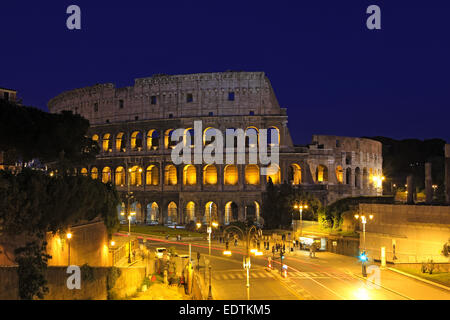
[212,270,273,281]
[212,270,350,281]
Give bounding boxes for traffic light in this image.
[359,251,368,262]
[280,250,285,261]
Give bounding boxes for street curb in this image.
[387,267,450,292]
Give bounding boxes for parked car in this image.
[155,247,167,259]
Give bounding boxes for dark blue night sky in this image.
[1,1,449,144]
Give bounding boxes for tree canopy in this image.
[0,99,98,165]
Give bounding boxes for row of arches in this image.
[314,164,382,188]
[93,126,281,153]
[81,163,303,186]
[118,200,260,225]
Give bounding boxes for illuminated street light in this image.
[223,250,232,256]
[354,214,374,277]
[196,222,202,229]
[110,240,115,246]
[66,232,72,265]
[293,203,308,237]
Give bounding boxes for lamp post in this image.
[432,185,438,200]
[222,225,261,300]
[66,232,72,266]
[354,213,373,276]
[293,203,308,238]
[124,167,138,264]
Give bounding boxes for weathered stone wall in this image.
[0,266,145,300]
[48,72,281,125]
[359,203,450,263]
[0,220,111,267]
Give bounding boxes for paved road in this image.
[116,233,450,300]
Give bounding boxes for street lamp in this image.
[222,225,261,300]
[293,203,308,238]
[125,167,137,263]
[432,185,438,199]
[206,202,219,256]
[66,232,72,265]
[354,213,373,276]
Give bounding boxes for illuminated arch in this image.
[184,201,196,223]
[164,129,176,149]
[224,165,238,185]
[115,166,125,186]
[183,165,197,185]
[289,164,302,185]
[225,201,238,224]
[92,134,99,142]
[203,165,217,185]
[266,164,280,184]
[129,166,143,186]
[164,165,177,185]
[147,202,159,223]
[147,129,159,150]
[245,127,259,148]
[203,127,218,146]
[146,165,159,186]
[167,202,178,224]
[316,165,328,183]
[204,201,218,224]
[116,132,126,152]
[336,165,344,184]
[184,128,195,148]
[102,133,111,152]
[80,168,88,177]
[245,164,260,185]
[131,131,143,150]
[91,167,98,180]
[267,126,280,145]
[101,167,112,183]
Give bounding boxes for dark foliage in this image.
[14,241,51,300]
[0,99,98,165]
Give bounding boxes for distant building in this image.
[0,87,17,103]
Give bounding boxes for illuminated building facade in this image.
[48,72,382,225]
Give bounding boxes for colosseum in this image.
[48,71,383,226]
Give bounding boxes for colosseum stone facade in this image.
[48,71,383,226]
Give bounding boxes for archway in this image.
[167,202,178,224]
[183,165,197,185]
[102,167,112,183]
[336,165,344,184]
[245,164,260,185]
[266,164,280,184]
[316,165,328,183]
[102,133,111,152]
[131,131,143,151]
[204,201,218,224]
[184,201,196,224]
[203,165,217,185]
[355,167,361,188]
[147,130,159,150]
[147,202,159,224]
[346,167,352,185]
[130,166,143,186]
[289,164,302,185]
[116,132,126,152]
[165,165,177,185]
[115,167,125,186]
[224,165,238,185]
[91,167,98,180]
[146,165,159,186]
[224,201,238,224]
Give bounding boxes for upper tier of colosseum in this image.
[48,71,284,126]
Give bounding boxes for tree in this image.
[0,99,118,299]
